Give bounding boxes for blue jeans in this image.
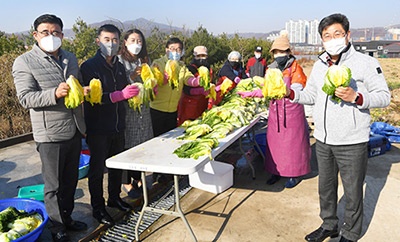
[316,140,368,241]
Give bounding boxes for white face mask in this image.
[127,43,142,55]
[40,35,62,52]
[323,36,347,56]
[255,53,261,59]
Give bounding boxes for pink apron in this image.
[264,71,311,177]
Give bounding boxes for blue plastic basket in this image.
[78,154,90,179]
[0,198,49,242]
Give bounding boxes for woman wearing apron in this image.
[264,32,311,188]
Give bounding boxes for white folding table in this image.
[106,116,262,241]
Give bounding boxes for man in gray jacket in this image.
[287,14,390,242]
[13,14,87,242]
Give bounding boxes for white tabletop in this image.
[106,117,260,175]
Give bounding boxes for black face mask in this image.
[275,55,289,66]
[194,59,209,68]
[230,61,240,68]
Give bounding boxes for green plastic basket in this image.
[18,184,45,201]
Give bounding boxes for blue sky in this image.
[2,0,399,34]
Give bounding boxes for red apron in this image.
[177,92,208,126]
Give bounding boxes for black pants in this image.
[86,132,125,212]
[36,131,82,234]
[121,170,141,184]
[150,108,178,137]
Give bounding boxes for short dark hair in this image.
[97,24,121,38]
[318,13,350,36]
[166,37,183,49]
[33,14,63,31]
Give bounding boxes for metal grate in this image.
[99,177,192,242]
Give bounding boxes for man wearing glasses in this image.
[149,37,201,184]
[150,37,199,137]
[13,14,87,242]
[287,13,390,242]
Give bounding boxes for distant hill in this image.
[14,17,400,41]
[87,18,188,36]
[12,17,191,39]
[38,18,279,39]
[61,17,190,39]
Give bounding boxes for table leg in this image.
[134,173,197,242]
[173,175,197,242]
[135,171,148,241]
[239,136,256,179]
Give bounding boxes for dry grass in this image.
[297,58,314,77]
[365,58,400,126]
[380,58,400,89]
[0,51,31,139]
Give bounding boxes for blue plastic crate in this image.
[368,134,390,157]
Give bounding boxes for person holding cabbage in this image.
[150,37,203,183]
[260,31,311,189]
[118,29,154,199]
[13,14,88,241]
[150,37,202,136]
[177,45,213,126]
[286,13,390,242]
[211,51,248,107]
[81,24,140,226]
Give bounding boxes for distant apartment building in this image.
[285,19,321,45]
[285,20,306,43]
[388,28,400,40]
[308,20,321,45]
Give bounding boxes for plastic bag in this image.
[370,122,400,143]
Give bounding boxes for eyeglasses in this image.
[37,30,63,37]
[168,47,183,53]
[322,31,346,41]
